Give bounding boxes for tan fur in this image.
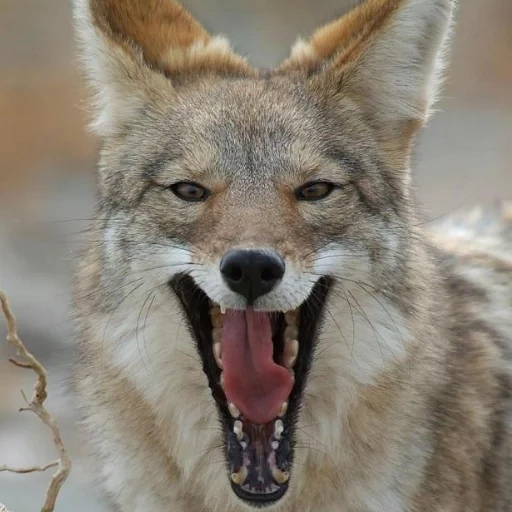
[72,1,512,511]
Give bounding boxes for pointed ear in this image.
[74,0,254,136]
[279,0,455,162]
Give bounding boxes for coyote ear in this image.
[280,0,454,162]
[74,0,253,135]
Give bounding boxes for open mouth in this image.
[172,275,330,507]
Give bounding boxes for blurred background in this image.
[0,0,511,509]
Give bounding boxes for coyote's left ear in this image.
[74,0,253,136]
[280,0,455,161]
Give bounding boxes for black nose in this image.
[220,250,285,304]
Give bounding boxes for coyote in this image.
[73,0,512,510]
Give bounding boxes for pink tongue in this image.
[221,309,293,425]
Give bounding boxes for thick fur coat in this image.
[73,1,512,510]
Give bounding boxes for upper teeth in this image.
[211,307,223,328]
[284,339,299,368]
[211,306,224,369]
[285,310,299,326]
[210,305,299,420]
[284,324,298,340]
[213,343,222,368]
[212,330,223,368]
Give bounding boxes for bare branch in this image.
[0,290,72,512]
[0,460,59,474]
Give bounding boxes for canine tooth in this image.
[213,342,223,368]
[272,468,289,484]
[231,466,248,486]
[284,325,298,340]
[278,402,288,417]
[220,372,224,388]
[274,419,284,440]
[220,305,227,315]
[285,310,299,326]
[271,440,279,450]
[228,402,240,418]
[284,339,299,368]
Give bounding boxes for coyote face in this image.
[72,1,512,511]
[112,77,415,503]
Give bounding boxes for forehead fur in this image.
[129,77,376,184]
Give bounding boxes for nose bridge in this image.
[237,225,282,250]
[222,200,288,250]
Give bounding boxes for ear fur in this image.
[74,0,254,136]
[280,0,455,158]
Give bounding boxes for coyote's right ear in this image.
[279,0,454,168]
[74,0,253,136]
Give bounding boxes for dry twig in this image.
[0,290,71,512]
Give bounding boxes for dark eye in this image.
[296,181,335,201]
[170,182,209,202]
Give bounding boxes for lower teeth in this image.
[231,466,248,486]
[234,420,244,441]
[274,419,284,439]
[272,467,289,484]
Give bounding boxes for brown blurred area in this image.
[0,0,95,194]
[0,1,510,510]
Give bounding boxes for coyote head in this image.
[75,0,454,507]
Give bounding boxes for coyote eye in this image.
[296,181,335,201]
[170,181,209,202]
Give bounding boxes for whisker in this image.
[175,349,202,365]
[101,279,145,371]
[132,262,196,275]
[142,291,157,369]
[356,282,405,350]
[136,290,155,372]
[347,290,387,361]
